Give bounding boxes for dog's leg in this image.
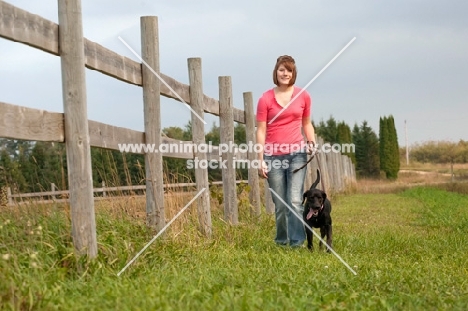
[320,225,333,252]
[305,226,313,250]
[319,226,326,250]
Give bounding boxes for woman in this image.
[256,55,316,247]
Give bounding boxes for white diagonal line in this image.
[117,188,206,276]
[269,37,357,124]
[118,36,207,125]
[269,188,357,275]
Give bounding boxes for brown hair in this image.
[273,55,297,86]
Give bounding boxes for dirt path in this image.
[400,169,452,177]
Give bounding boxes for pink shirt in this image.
[256,86,311,155]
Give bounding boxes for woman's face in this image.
[276,64,293,86]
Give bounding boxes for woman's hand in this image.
[258,160,269,179]
[306,141,318,156]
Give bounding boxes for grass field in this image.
[1,185,468,310]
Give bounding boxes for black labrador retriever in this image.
[302,169,332,252]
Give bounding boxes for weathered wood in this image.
[308,134,320,189]
[342,155,350,187]
[0,100,246,160]
[338,153,344,190]
[338,153,345,191]
[0,2,59,54]
[264,180,275,214]
[51,183,57,200]
[219,76,238,224]
[84,39,142,85]
[0,102,64,142]
[102,181,106,197]
[188,57,212,237]
[330,152,338,192]
[316,137,330,193]
[10,180,249,205]
[233,108,245,124]
[12,189,69,198]
[141,16,165,232]
[0,2,249,123]
[88,120,144,151]
[159,137,194,159]
[243,92,261,217]
[7,187,13,206]
[58,0,97,258]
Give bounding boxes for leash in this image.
[292,154,315,173]
[293,150,327,192]
[292,142,317,174]
[315,152,326,192]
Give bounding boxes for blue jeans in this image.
[264,152,307,247]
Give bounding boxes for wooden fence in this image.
[0,1,355,257]
[3,181,249,206]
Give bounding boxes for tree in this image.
[336,121,355,163]
[315,116,338,143]
[353,121,380,177]
[27,142,66,192]
[205,122,220,145]
[379,116,400,179]
[411,140,466,181]
[0,149,27,192]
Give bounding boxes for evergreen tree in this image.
[205,122,220,145]
[353,121,380,177]
[336,121,355,163]
[386,116,400,179]
[379,117,389,173]
[379,115,400,179]
[315,116,338,143]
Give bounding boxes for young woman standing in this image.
[256,55,316,247]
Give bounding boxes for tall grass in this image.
[1,185,468,310]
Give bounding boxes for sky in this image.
[1,0,467,147]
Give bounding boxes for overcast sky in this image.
[1,0,467,146]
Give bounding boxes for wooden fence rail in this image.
[4,181,249,205]
[0,0,356,258]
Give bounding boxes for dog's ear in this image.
[321,190,327,201]
[302,192,307,205]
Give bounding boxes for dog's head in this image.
[302,188,327,219]
[302,169,326,219]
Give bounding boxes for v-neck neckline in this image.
[273,86,297,108]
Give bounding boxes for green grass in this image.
[1,187,468,310]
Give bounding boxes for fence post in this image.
[332,152,340,192]
[342,155,349,189]
[338,153,344,191]
[308,134,320,189]
[308,157,320,189]
[264,180,275,214]
[102,181,106,197]
[219,76,238,224]
[141,16,165,232]
[51,183,56,201]
[243,92,261,217]
[316,137,330,193]
[188,57,212,237]
[58,0,97,258]
[7,187,13,206]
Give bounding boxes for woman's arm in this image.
[302,116,316,144]
[256,121,268,178]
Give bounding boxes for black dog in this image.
[302,170,332,252]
